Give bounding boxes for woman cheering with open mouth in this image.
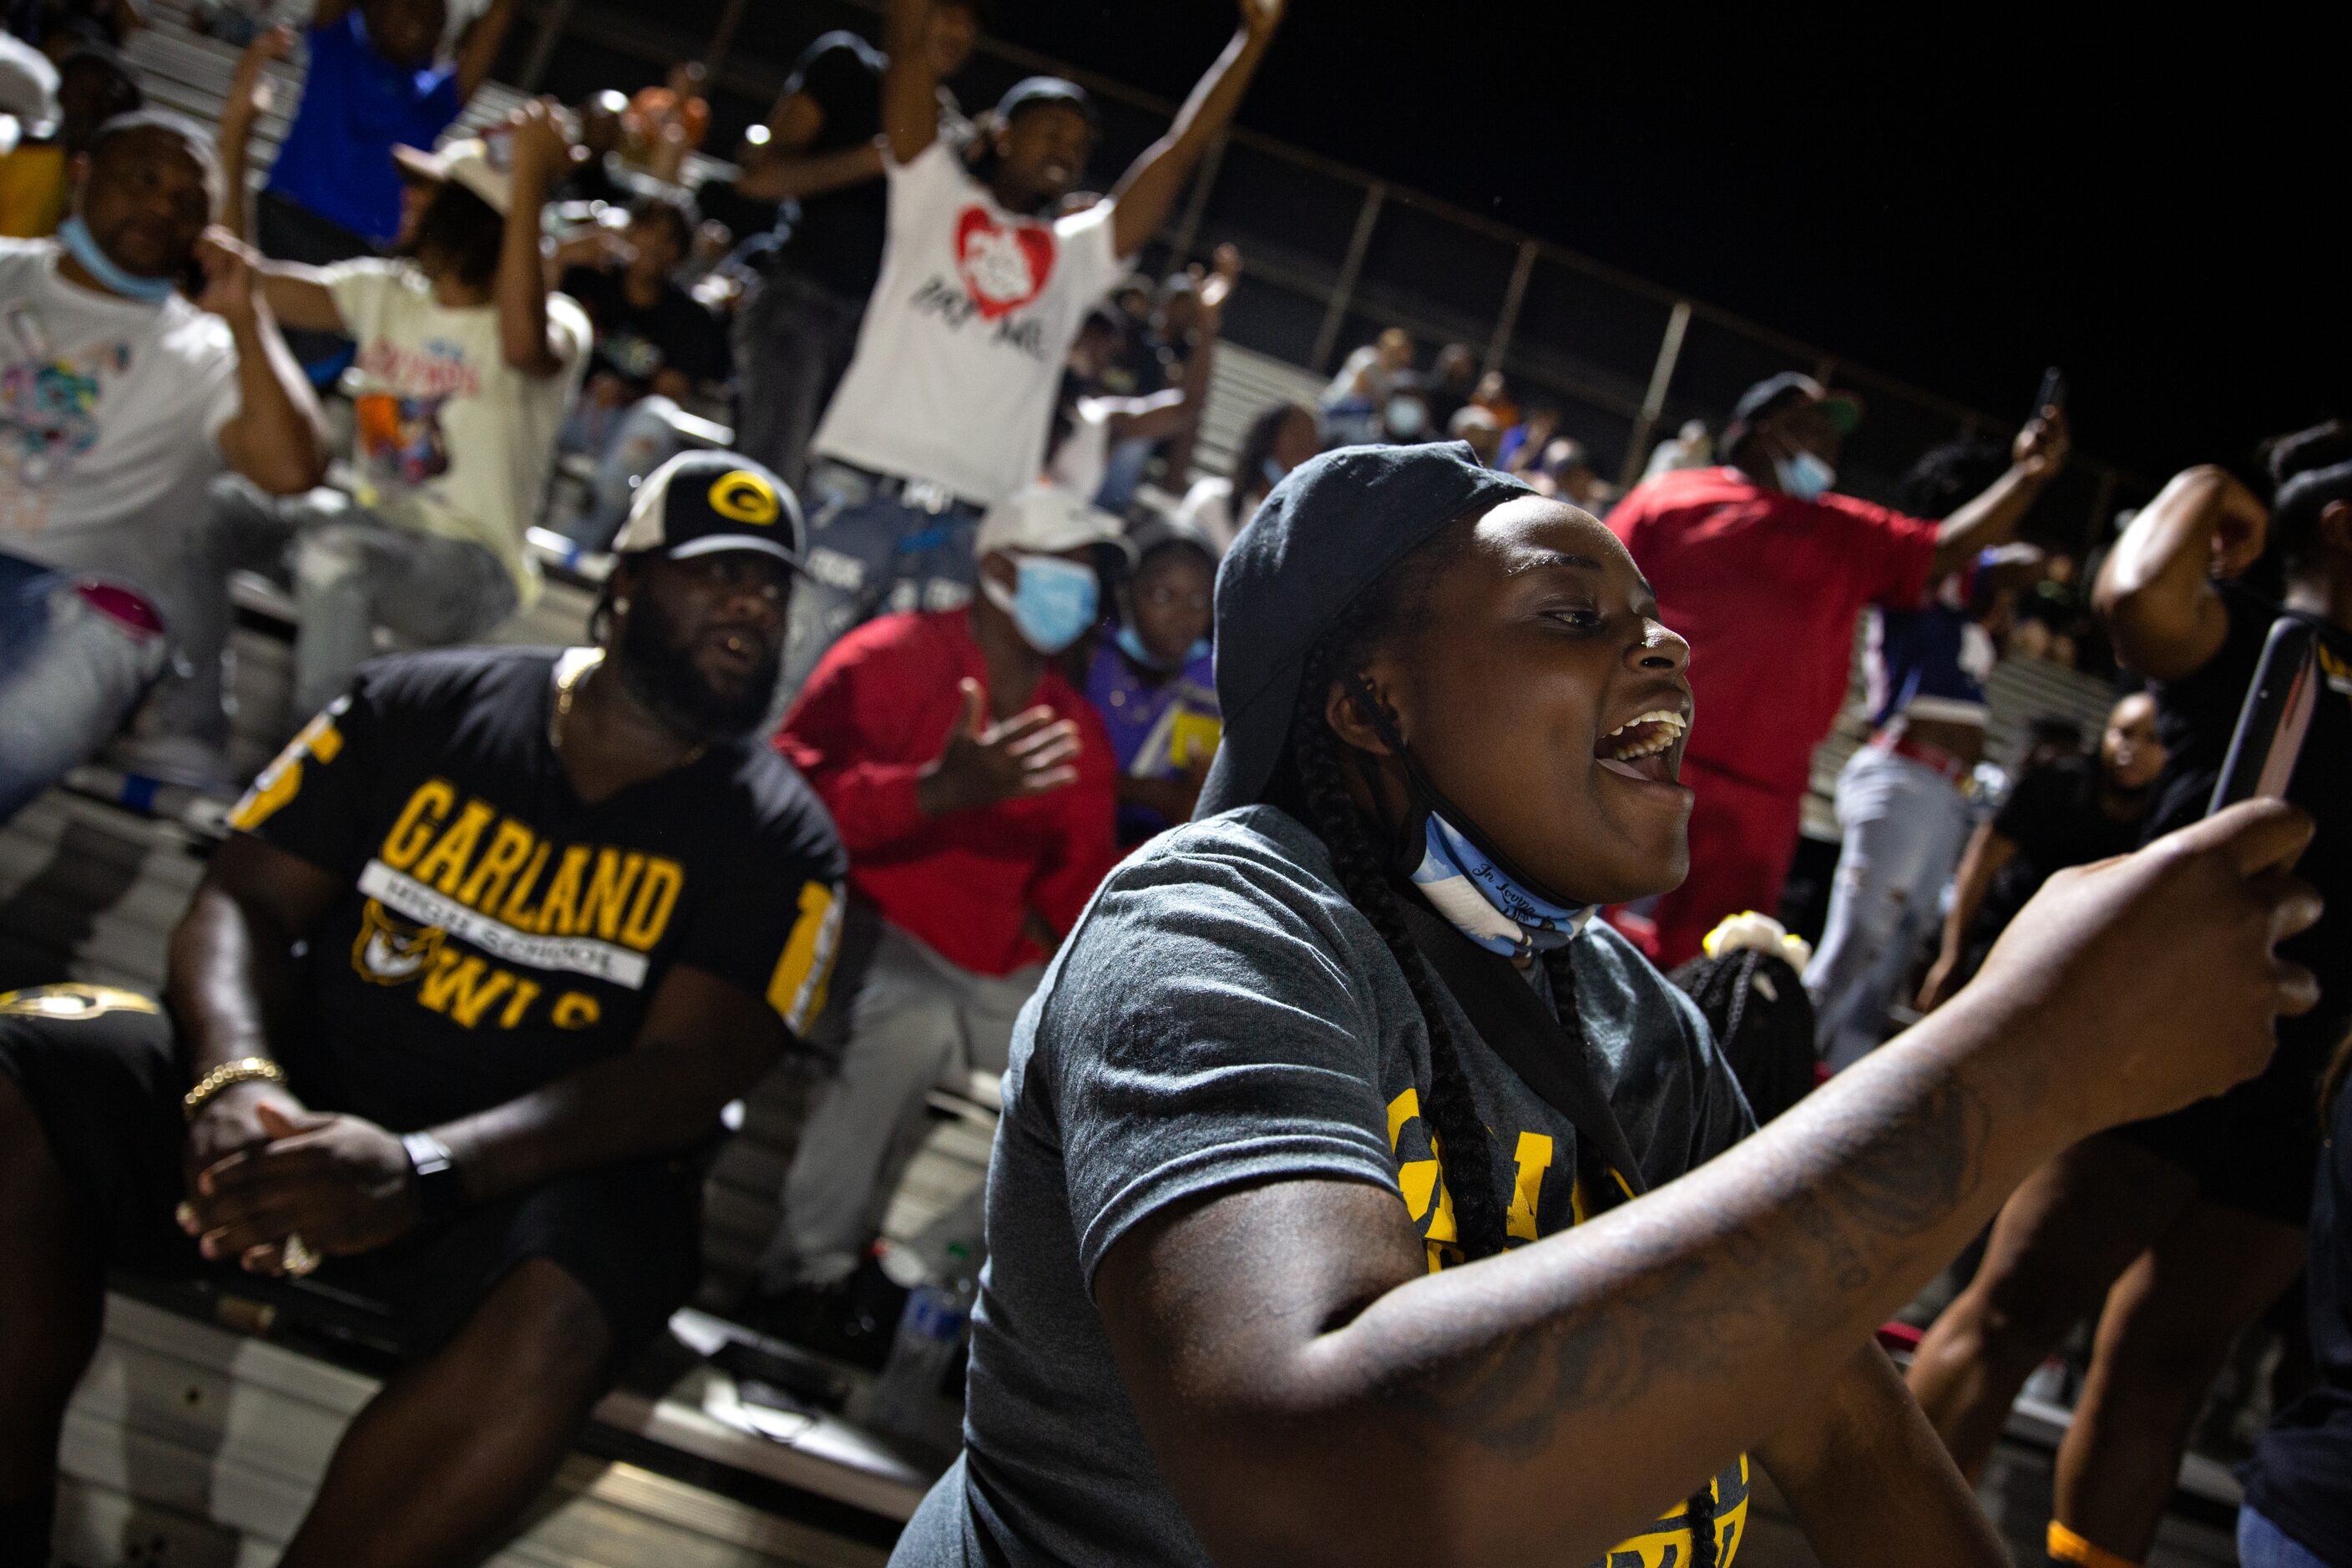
[890,442,2320,1568]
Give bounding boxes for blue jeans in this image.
[2242,1505,2343,1568]
[0,553,169,822]
[558,394,701,552]
[1803,744,1974,1070]
[781,459,984,699]
[1094,433,1157,513]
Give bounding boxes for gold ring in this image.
[280,1232,321,1277]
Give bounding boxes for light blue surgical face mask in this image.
[983,554,1099,654]
[1410,811,1594,960]
[1773,447,1837,503]
[57,216,179,305]
[1383,396,1428,439]
[1115,622,1209,673]
[1259,456,1290,487]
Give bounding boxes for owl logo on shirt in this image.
[953,207,1056,320]
[352,898,445,986]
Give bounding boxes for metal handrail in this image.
[510,0,2142,540]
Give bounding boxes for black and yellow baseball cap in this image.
[609,450,805,569]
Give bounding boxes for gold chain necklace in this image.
[549,649,706,768]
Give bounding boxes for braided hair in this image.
[1284,536,1720,1565]
[1669,946,1820,1126]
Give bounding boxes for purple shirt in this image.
[1085,638,1220,843]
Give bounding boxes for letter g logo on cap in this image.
[709,470,781,525]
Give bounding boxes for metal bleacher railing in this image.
[501,0,2148,549]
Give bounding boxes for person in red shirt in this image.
[1607,372,2066,967]
[755,483,1126,1357]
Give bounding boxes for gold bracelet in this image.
[182,1057,287,1122]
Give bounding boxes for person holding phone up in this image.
[1910,423,2352,1568]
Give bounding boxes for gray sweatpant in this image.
[205,477,518,724]
[761,917,1040,1290]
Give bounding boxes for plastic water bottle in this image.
[872,1244,977,1452]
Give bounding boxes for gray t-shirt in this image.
[890,806,1758,1567]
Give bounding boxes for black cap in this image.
[608,450,805,569]
[1720,372,1861,462]
[1194,441,1535,818]
[994,75,1098,130]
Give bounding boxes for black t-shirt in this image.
[559,265,733,397]
[225,649,848,1131]
[1970,756,2147,946]
[770,30,888,301]
[695,175,781,255]
[554,152,628,210]
[2144,581,2352,1046]
[2243,1076,2352,1560]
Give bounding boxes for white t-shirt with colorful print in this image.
[0,238,239,554]
[322,259,589,603]
[811,139,1124,506]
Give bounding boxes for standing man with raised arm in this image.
[782,0,1286,695]
[258,0,519,258]
[727,0,981,493]
[1606,372,2067,967]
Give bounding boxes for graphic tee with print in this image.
[0,239,239,562]
[892,806,1758,1568]
[322,260,590,601]
[227,647,847,1130]
[811,140,1124,506]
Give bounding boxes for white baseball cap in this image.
[392,136,513,215]
[974,483,1133,562]
[0,33,60,152]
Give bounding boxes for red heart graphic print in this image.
[954,206,1057,321]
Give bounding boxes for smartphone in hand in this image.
[2209,618,2319,812]
[2034,365,2067,417]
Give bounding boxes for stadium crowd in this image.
[1,2,2347,1567]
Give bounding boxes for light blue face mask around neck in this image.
[1410,811,1594,960]
[1773,447,1837,503]
[1114,622,1209,674]
[57,216,180,305]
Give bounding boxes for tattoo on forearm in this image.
[1378,1058,1991,1454]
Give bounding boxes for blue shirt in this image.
[1864,572,1994,731]
[265,13,463,245]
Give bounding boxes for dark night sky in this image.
[991,3,2344,485]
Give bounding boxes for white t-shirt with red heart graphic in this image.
[810,140,1123,506]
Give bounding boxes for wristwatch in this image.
[401,1131,467,1225]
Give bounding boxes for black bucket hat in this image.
[1194,440,1534,818]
